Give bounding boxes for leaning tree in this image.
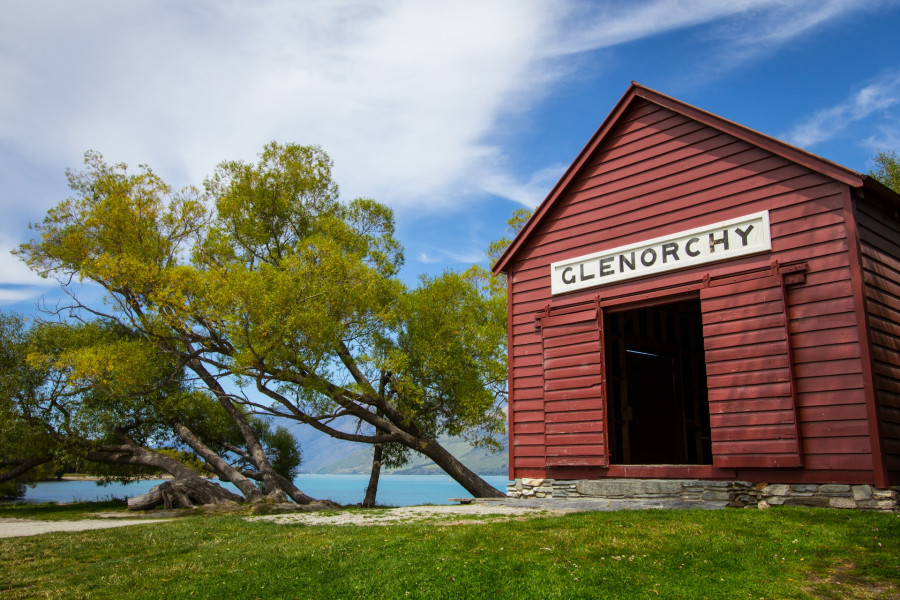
[0,311,310,507]
[16,143,507,499]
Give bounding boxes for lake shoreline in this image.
[19,473,511,507]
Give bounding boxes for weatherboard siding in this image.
[856,194,900,485]
[508,99,875,482]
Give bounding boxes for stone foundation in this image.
[507,478,899,511]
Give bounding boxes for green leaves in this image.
[870,149,900,193]
[384,268,506,443]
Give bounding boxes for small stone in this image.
[819,484,851,495]
[829,497,857,509]
[761,484,790,497]
[873,489,897,500]
[757,500,770,510]
[851,485,873,501]
[700,491,730,501]
[783,497,829,508]
[522,478,544,487]
[790,484,818,493]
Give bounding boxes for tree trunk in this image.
[87,438,201,480]
[128,478,243,510]
[362,439,383,508]
[85,438,247,509]
[362,404,386,508]
[241,469,317,505]
[0,456,53,482]
[413,437,505,498]
[188,359,287,501]
[171,422,263,502]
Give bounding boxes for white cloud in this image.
[544,0,774,56]
[783,73,900,148]
[864,124,900,158]
[479,163,568,209]
[0,0,890,223]
[418,248,487,265]
[0,0,550,210]
[0,238,57,287]
[0,287,45,305]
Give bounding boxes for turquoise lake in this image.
[19,474,510,506]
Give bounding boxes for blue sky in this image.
[3,0,900,311]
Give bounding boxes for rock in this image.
[783,497,829,508]
[700,490,730,501]
[760,484,789,497]
[789,484,818,493]
[851,485,873,501]
[828,497,857,509]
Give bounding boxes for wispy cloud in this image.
[0,286,46,305]
[479,164,567,209]
[783,72,900,148]
[418,248,487,266]
[544,0,773,56]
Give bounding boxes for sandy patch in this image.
[0,517,170,538]
[247,503,570,526]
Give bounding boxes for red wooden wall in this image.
[505,95,883,485]
[856,193,900,485]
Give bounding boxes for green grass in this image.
[1,505,898,599]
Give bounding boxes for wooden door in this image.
[540,305,609,467]
[700,275,802,468]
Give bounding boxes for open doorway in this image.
[604,297,712,465]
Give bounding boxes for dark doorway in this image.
[604,297,712,465]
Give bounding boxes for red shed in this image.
[493,83,900,504]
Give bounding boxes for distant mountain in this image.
[320,434,509,476]
[286,420,508,476]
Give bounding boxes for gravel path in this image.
[247,502,570,526]
[0,517,171,538]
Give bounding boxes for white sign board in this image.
[550,211,772,295]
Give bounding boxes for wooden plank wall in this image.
[856,195,900,484]
[508,98,875,483]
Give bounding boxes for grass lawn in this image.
[1,503,898,599]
